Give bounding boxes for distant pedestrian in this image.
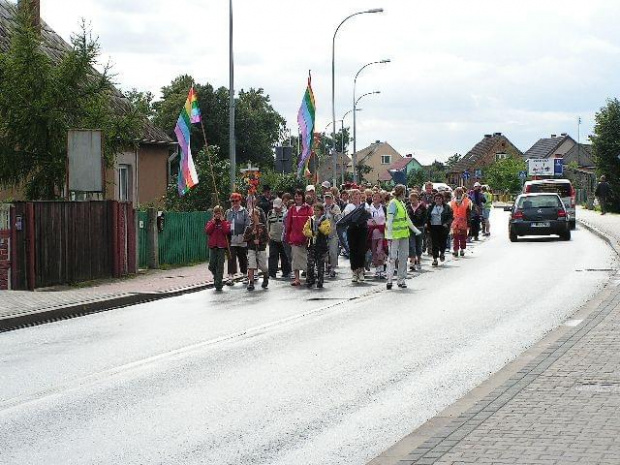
[339,189,371,283]
[303,203,331,288]
[285,189,313,286]
[225,193,251,285]
[385,184,410,289]
[595,175,612,215]
[267,198,291,279]
[407,191,426,270]
[481,185,493,235]
[450,187,471,257]
[205,206,230,291]
[257,185,273,217]
[426,192,453,266]
[368,191,387,279]
[468,182,485,241]
[323,192,342,277]
[243,208,270,291]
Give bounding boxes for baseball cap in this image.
[305,184,316,192]
[321,181,331,189]
[272,198,283,208]
[323,192,333,198]
[473,182,481,187]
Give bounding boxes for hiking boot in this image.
[398,282,407,288]
[329,271,336,278]
[432,259,438,266]
[261,277,269,289]
[460,249,465,257]
[386,282,393,290]
[247,283,255,291]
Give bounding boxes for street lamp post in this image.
[352,90,380,182]
[352,59,390,182]
[229,0,236,192]
[332,8,383,187]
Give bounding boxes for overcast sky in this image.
[39,0,620,165]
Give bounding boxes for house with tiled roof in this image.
[0,0,174,206]
[447,132,523,187]
[378,154,423,182]
[523,133,576,161]
[563,143,594,168]
[349,141,402,183]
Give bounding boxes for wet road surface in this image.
[0,211,617,465]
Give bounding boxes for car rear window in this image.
[527,182,571,197]
[518,196,562,209]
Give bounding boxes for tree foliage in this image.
[483,157,526,194]
[445,153,462,169]
[0,9,141,199]
[591,98,620,212]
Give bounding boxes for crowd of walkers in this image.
[205,180,493,291]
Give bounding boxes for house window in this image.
[381,155,391,165]
[495,152,508,161]
[118,164,131,202]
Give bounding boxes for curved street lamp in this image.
[352,59,390,183]
[331,8,384,186]
[352,91,380,181]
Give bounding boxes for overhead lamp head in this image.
[366,8,384,13]
[381,59,391,63]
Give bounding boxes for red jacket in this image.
[285,204,313,246]
[205,218,231,249]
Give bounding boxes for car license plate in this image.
[531,222,550,228]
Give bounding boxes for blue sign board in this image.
[474,169,482,178]
[462,170,470,180]
[554,158,563,176]
[519,170,527,179]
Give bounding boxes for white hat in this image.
[321,181,331,189]
[473,182,481,187]
[272,198,283,208]
[305,184,316,192]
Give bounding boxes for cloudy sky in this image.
[39,0,620,165]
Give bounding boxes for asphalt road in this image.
[0,211,617,465]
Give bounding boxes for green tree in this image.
[0,10,141,199]
[484,157,526,194]
[445,153,462,169]
[427,161,447,182]
[125,88,155,119]
[407,168,427,188]
[591,98,620,212]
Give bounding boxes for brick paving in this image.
[396,208,620,465]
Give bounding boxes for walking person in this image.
[338,189,370,283]
[406,191,426,271]
[450,187,471,257]
[205,206,230,291]
[323,192,342,278]
[225,192,250,285]
[481,185,493,235]
[368,191,387,279]
[468,182,486,241]
[303,203,331,288]
[267,198,291,279]
[243,208,270,291]
[426,192,453,267]
[595,175,612,215]
[285,189,313,286]
[385,184,410,289]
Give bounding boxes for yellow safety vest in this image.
[389,199,410,240]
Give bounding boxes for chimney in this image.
[550,134,556,138]
[493,132,502,136]
[18,0,40,29]
[484,134,492,138]
[560,133,567,136]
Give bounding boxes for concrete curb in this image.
[0,273,246,332]
[576,218,620,258]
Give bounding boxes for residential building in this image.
[0,0,174,206]
[523,133,576,161]
[378,154,424,183]
[349,141,402,183]
[447,133,523,187]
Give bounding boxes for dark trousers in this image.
[430,225,448,259]
[208,248,227,289]
[227,245,248,275]
[268,240,291,277]
[470,216,481,239]
[348,225,368,270]
[598,196,607,214]
[307,245,327,285]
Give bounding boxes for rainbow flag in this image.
[175,87,201,195]
[297,72,316,178]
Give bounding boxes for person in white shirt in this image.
[367,191,387,279]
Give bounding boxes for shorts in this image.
[482,209,491,220]
[247,249,267,272]
[291,245,308,271]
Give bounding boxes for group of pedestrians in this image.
[205,180,493,291]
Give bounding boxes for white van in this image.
[523,179,576,229]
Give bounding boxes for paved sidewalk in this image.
[371,209,620,465]
[0,263,232,330]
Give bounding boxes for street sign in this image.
[519,170,527,179]
[554,158,564,176]
[474,168,482,178]
[462,170,470,180]
[527,158,554,176]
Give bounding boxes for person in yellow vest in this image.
[450,187,471,257]
[385,184,410,289]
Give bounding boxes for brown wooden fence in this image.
[8,201,135,290]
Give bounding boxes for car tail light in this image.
[512,210,524,219]
[558,209,567,218]
[525,185,531,193]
